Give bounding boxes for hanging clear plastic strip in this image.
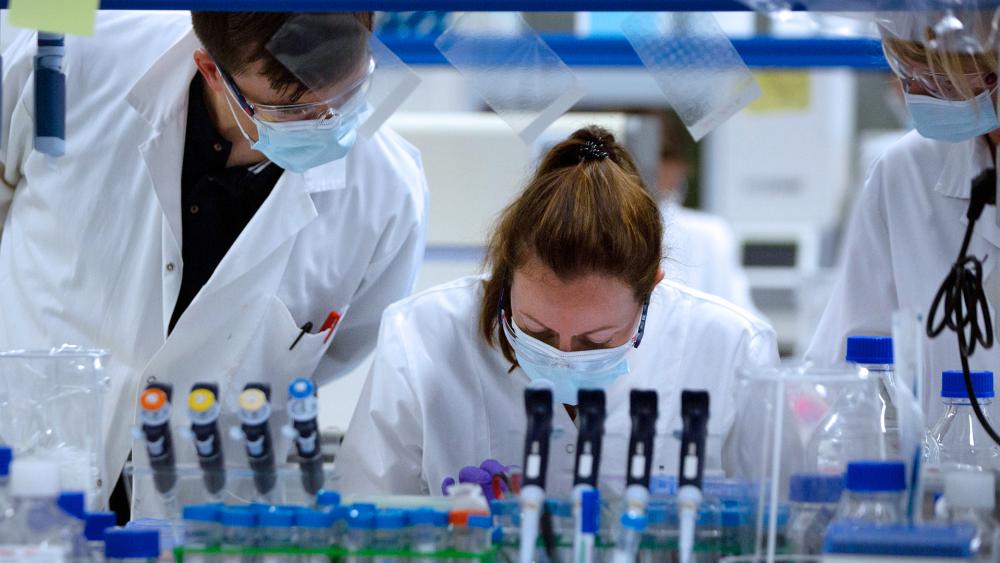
[621,12,761,141]
[434,13,585,144]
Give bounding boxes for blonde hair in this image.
[883,30,998,100]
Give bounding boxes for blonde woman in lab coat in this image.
[335,126,778,496]
[808,10,1000,421]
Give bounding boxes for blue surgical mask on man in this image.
[904,88,1000,143]
[222,81,365,173]
[503,317,635,405]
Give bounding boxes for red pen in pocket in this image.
[320,311,342,344]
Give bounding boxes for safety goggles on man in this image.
[218,57,375,127]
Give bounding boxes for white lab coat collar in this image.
[932,136,1000,259]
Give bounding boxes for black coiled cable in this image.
[927,163,1000,447]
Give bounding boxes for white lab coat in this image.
[334,275,778,498]
[0,13,428,514]
[661,204,755,312]
[807,130,1000,422]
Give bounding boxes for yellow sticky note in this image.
[9,0,99,36]
[747,71,811,113]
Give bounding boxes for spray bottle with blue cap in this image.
[612,389,658,563]
[519,382,554,563]
[571,389,605,563]
[186,383,225,497]
[284,377,325,495]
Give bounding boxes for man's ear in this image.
[193,48,225,93]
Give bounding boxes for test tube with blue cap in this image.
[34,32,65,157]
[182,503,222,558]
[346,505,376,563]
[231,383,277,497]
[220,506,258,552]
[260,506,296,561]
[297,508,336,562]
[285,377,325,495]
[137,383,177,497]
[372,509,409,563]
[187,383,225,496]
[409,508,448,560]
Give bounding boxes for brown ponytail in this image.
[479,125,663,364]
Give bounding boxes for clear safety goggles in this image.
[887,54,998,100]
[496,279,649,361]
[220,57,375,127]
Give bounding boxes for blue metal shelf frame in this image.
[384,35,889,69]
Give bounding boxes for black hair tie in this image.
[579,140,609,162]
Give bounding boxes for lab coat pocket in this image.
[258,295,342,384]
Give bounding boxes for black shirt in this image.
[168,76,284,333]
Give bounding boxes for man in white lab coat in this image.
[0,12,427,517]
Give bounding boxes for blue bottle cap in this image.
[721,506,749,528]
[182,503,221,523]
[376,509,408,530]
[409,508,448,527]
[289,378,316,399]
[348,509,375,530]
[84,512,117,542]
[941,370,994,399]
[260,507,296,528]
[845,461,907,493]
[220,506,257,528]
[619,513,647,532]
[350,502,377,513]
[0,446,12,477]
[316,490,341,507]
[846,336,893,365]
[544,499,572,518]
[789,473,844,504]
[104,528,160,559]
[57,491,86,520]
[645,503,669,525]
[580,490,600,534]
[467,514,493,529]
[296,508,335,529]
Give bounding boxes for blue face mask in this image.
[223,84,364,173]
[904,88,1000,143]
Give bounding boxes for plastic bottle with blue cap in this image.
[834,460,906,525]
[371,509,408,563]
[345,505,376,563]
[220,506,258,551]
[926,370,1000,471]
[182,503,222,553]
[296,508,335,563]
[84,512,117,562]
[259,506,296,562]
[0,458,75,558]
[806,336,889,475]
[786,473,844,555]
[104,528,160,562]
[409,508,448,560]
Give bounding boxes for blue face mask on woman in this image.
[499,290,649,406]
[904,88,1000,143]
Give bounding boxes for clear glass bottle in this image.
[835,461,905,525]
[786,473,844,555]
[806,354,886,474]
[944,470,1000,562]
[926,370,1000,471]
[846,336,899,458]
[0,459,76,559]
[103,528,159,563]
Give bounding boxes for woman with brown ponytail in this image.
[335,126,778,496]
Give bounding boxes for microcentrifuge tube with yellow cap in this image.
[188,383,225,496]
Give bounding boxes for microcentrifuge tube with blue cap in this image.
[286,377,325,495]
[187,383,225,496]
[104,528,160,562]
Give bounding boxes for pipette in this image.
[612,389,659,563]
[138,382,177,495]
[572,389,606,563]
[34,33,65,156]
[519,383,554,563]
[285,377,325,495]
[188,383,225,496]
[233,383,276,496]
[677,391,710,563]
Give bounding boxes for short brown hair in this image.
[191,12,373,102]
[480,125,663,364]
